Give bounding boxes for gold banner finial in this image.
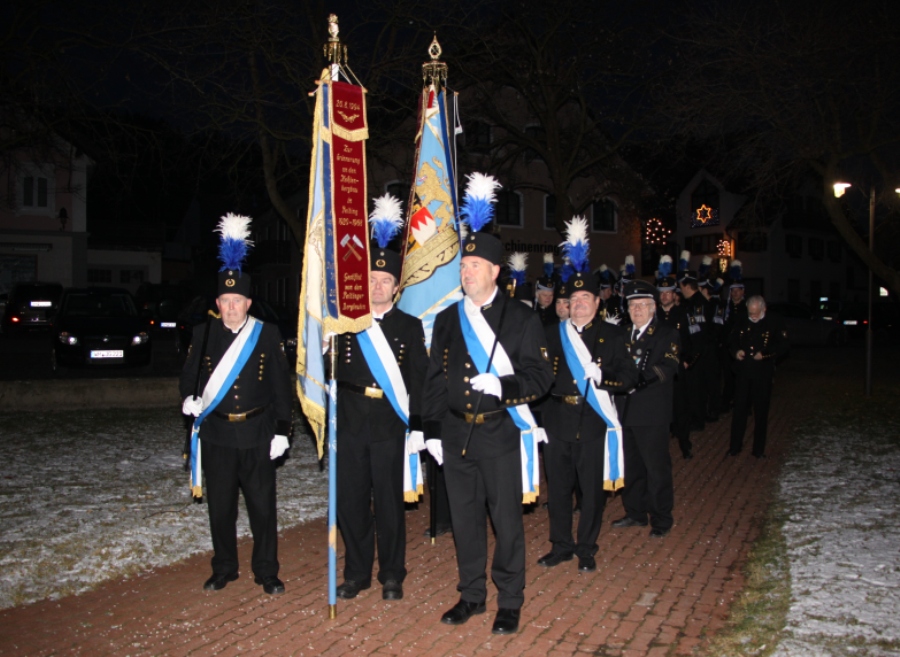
[422,33,448,85]
[324,14,347,66]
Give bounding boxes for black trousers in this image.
[424,451,452,529]
[730,373,773,456]
[621,425,674,531]
[336,432,407,585]
[671,372,692,454]
[443,446,525,610]
[544,437,606,558]
[684,353,709,426]
[702,347,722,417]
[202,440,278,579]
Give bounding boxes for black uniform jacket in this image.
[680,292,714,365]
[423,291,554,459]
[336,305,427,439]
[728,312,789,379]
[655,304,691,366]
[616,318,681,427]
[542,319,639,443]
[180,318,292,449]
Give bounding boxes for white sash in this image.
[358,320,422,501]
[461,297,546,504]
[563,320,625,490]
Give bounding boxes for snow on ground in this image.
[0,408,327,610]
[773,418,900,657]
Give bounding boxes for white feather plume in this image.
[543,252,554,264]
[216,213,254,242]
[604,314,622,325]
[508,252,527,272]
[564,215,589,244]
[370,194,403,224]
[731,259,742,268]
[625,255,635,265]
[464,172,502,201]
[660,255,672,265]
[702,255,712,265]
[680,249,691,262]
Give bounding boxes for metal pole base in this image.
[329,604,337,619]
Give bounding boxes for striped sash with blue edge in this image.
[560,320,625,490]
[457,298,546,504]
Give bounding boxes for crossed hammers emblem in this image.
[340,233,364,261]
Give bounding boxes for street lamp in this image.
[832,182,900,396]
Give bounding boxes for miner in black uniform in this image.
[180,216,292,595]
[423,230,553,635]
[612,280,681,537]
[534,272,558,326]
[678,270,715,430]
[655,272,693,459]
[728,295,789,458]
[539,269,637,571]
[721,269,748,411]
[333,243,428,601]
[699,276,725,421]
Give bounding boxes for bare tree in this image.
[661,0,900,295]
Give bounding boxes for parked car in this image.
[135,283,193,331]
[51,287,152,373]
[1,282,64,334]
[176,295,297,365]
[767,302,847,346]
[838,301,900,340]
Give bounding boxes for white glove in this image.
[408,430,426,453]
[270,435,290,459]
[583,362,603,386]
[182,396,203,417]
[426,439,443,465]
[470,373,502,398]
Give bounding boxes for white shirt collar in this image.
[373,303,393,321]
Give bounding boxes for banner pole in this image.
[327,333,338,619]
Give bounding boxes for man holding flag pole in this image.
[332,195,428,601]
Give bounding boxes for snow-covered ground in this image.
[1,404,899,655]
[0,408,327,609]
[773,418,900,657]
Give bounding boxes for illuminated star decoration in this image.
[644,217,673,245]
[691,203,720,228]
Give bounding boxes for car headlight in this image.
[132,332,150,346]
[58,332,78,346]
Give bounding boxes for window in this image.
[119,270,144,284]
[786,234,802,258]
[683,233,724,254]
[738,231,768,253]
[88,269,112,283]
[827,240,841,263]
[523,125,545,163]
[591,199,616,232]
[464,120,492,151]
[829,281,841,299]
[808,237,824,261]
[544,195,556,230]
[22,175,50,208]
[787,279,800,303]
[809,280,822,304]
[386,181,411,207]
[495,190,522,227]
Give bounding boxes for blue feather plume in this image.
[216,213,253,272]
[658,255,673,278]
[459,172,501,232]
[543,253,554,278]
[625,255,636,277]
[560,262,575,283]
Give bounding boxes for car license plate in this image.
[160,321,176,328]
[90,350,124,359]
[30,301,52,307]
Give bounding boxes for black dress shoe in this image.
[440,599,486,625]
[424,525,452,537]
[752,452,766,459]
[577,556,596,572]
[203,572,238,591]
[336,580,371,599]
[537,551,573,567]
[611,516,648,528]
[727,449,741,457]
[682,449,693,460]
[254,575,285,595]
[649,527,670,538]
[491,608,521,635]
[382,579,403,600]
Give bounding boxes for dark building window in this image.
[88,269,112,283]
[738,231,768,253]
[786,234,802,258]
[591,199,616,232]
[495,191,522,227]
[808,237,824,261]
[830,281,841,299]
[684,233,724,254]
[788,278,800,303]
[827,240,841,263]
[464,120,492,151]
[544,194,556,229]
